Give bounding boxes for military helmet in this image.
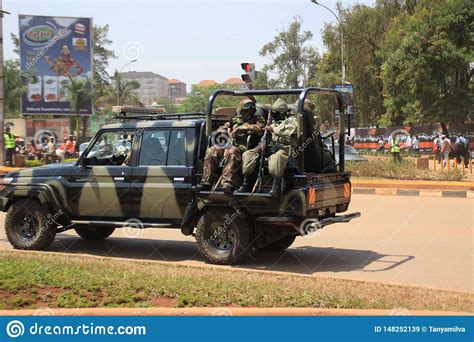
[271,98,288,114]
[237,98,256,116]
[304,99,315,112]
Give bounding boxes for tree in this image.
[314,2,403,127]
[65,77,92,142]
[156,98,177,113]
[260,17,320,88]
[179,84,242,113]
[4,60,25,118]
[92,25,117,86]
[111,71,142,106]
[380,0,473,126]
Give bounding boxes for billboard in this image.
[19,15,93,115]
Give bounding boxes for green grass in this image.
[0,251,472,312]
[346,159,465,181]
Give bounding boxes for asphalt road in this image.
[0,194,472,292]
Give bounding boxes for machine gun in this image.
[252,109,274,193]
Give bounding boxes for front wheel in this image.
[5,199,56,250]
[75,226,115,240]
[195,208,254,265]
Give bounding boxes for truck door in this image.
[68,129,135,219]
[131,128,193,221]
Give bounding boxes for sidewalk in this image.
[0,307,469,316]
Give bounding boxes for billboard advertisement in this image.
[19,15,93,115]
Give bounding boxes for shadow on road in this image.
[27,234,414,275]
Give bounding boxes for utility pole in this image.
[116,58,138,105]
[0,1,10,165]
[310,0,345,83]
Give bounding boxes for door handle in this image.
[114,177,125,182]
[75,177,93,182]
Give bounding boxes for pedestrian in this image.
[27,139,39,160]
[345,136,352,147]
[4,127,16,166]
[433,134,442,164]
[390,133,401,162]
[412,135,420,154]
[377,136,385,153]
[440,135,451,168]
[46,137,56,164]
[406,135,412,153]
[454,133,469,167]
[65,136,75,159]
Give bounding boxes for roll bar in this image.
[205,87,346,172]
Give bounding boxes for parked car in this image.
[326,144,368,162]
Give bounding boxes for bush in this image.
[63,158,78,163]
[24,160,44,168]
[346,159,465,181]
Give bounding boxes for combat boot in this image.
[221,182,234,194]
[269,177,282,198]
[236,174,256,193]
[196,182,211,191]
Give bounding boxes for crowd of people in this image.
[351,132,471,166]
[3,128,80,167]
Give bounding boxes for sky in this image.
[4,0,375,87]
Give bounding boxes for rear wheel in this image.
[5,199,56,250]
[195,208,254,265]
[259,235,296,251]
[75,226,115,240]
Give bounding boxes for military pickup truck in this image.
[0,88,360,265]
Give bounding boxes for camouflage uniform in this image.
[242,98,296,178]
[201,99,265,190]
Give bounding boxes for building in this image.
[223,77,247,90]
[120,71,169,105]
[168,79,187,100]
[196,80,217,88]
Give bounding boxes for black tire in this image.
[195,208,254,265]
[5,199,56,250]
[259,235,296,251]
[75,226,115,240]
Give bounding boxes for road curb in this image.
[0,307,470,316]
[352,179,474,191]
[353,188,472,198]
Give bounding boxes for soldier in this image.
[198,99,265,192]
[239,98,296,198]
